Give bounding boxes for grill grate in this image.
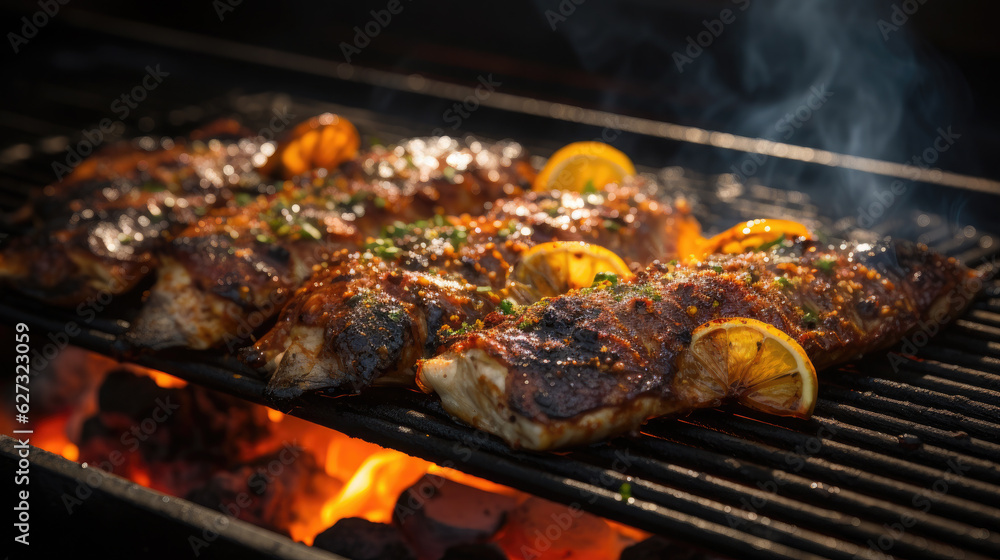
[2,84,1000,560]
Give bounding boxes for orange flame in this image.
[29,349,647,554]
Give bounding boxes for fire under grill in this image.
[3,19,1000,560]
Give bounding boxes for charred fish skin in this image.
[417,239,979,450]
[14,119,264,227]
[327,136,535,237]
[124,137,538,352]
[124,190,361,352]
[0,122,274,306]
[249,183,697,401]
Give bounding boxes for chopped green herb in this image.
[603,219,621,232]
[619,482,632,501]
[499,299,518,315]
[433,214,446,227]
[448,227,468,248]
[802,307,819,325]
[299,222,323,241]
[631,283,662,302]
[669,260,679,266]
[374,196,387,209]
[582,179,597,194]
[815,258,836,272]
[234,192,255,206]
[593,272,619,286]
[756,234,786,252]
[364,238,403,259]
[774,276,792,288]
[497,220,519,238]
[140,182,167,193]
[368,136,383,147]
[712,266,723,274]
[442,166,456,181]
[441,321,480,337]
[476,286,492,293]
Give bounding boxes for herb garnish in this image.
[592,272,619,286]
[756,234,786,252]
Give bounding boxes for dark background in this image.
[1,0,999,221]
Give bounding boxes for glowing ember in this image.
[27,347,647,555]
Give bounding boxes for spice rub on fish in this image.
[417,239,980,450]
[0,121,273,305]
[244,184,699,399]
[124,136,538,351]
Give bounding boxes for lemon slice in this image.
[675,318,818,418]
[533,141,636,192]
[698,219,813,257]
[509,241,634,300]
[267,113,360,179]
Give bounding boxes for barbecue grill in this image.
[3,3,1000,560]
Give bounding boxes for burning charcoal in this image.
[313,517,416,560]
[84,369,275,468]
[394,474,516,560]
[493,497,617,560]
[619,536,718,560]
[98,369,171,418]
[440,543,507,560]
[185,446,315,536]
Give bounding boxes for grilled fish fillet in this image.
[417,239,980,450]
[245,183,699,399]
[0,121,272,305]
[124,137,536,350]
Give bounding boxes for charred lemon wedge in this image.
[697,219,813,258]
[676,317,818,418]
[509,241,634,300]
[533,141,636,192]
[266,113,360,179]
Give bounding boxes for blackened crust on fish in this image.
[250,183,697,396]
[450,239,979,424]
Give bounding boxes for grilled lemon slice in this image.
[676,317,818,418]
[509,241,634,300]
[533,141,635,192]
[268,113,360,179]
[698,219,813,257]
